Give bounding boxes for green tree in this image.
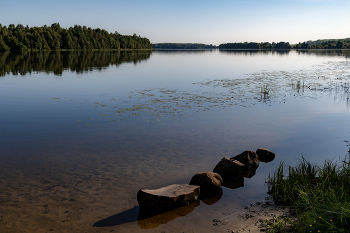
[336,40,344,49]
[0,35,10,51]
[32,31,43,50]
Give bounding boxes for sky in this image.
[1,0,350,45]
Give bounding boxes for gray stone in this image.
[231,150,259,170]
[213,157,245,180]
[189,172,223,196]
[137,184,200,211]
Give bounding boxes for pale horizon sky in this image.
[2,0,349,45]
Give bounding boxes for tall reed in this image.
[267,156,350,232]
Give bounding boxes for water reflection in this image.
[200,191,223,205]
[295,49,350,58]
[0,50,152,76]
[219,49,350,58]
[220,49,291,56]
[153,50,208,54]
[137,200,200,229]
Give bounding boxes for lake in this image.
[1,49,350,232]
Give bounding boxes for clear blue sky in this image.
[2,0,349,45]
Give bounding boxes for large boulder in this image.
[137,184,200,211]
[213,157,245,180]
[256,148,275,163]
[231,150,259,170]
[189,172,223,197]
[242,166,258,178]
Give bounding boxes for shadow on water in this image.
[0,50,152,76]
[93,201,200,229]
[93,205,139,227]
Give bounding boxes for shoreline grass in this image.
[267,156,350,232]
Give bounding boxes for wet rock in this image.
[242,166,258,178]
[256,148,275,163]
[231,150,259,170]
[213,158,245,180]
[137,184,200,211]
[189,172,223,197]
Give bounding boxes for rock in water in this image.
[189,172,223,197]
[213,157,245,180]
[137,184,200,211]
[231,150,259,170]
[256,148,275,163]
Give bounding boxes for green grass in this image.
[267,156,350,232]
[263,216,293,233]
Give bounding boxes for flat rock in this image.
[189,172,223,197]
[256,148,275,162]
[231,150,259,170]
[213,157,245,180]
[137,184,200,211]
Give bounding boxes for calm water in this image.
[1,50,350,232]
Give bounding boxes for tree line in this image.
[296,38,350,49]
[0,23,152,51]
[219,42,292,49]
[153,43,218,49]
[0,50,152,76]
[219,39,350,50]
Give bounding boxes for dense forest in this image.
[220,42,293,49]
[153,43,218,49]
[0,23,152,51]
[219,39,350,50]
[0,50,152,76]
[296,38,350,49]
[219,42,293,49]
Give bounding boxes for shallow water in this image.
[1,49,350,232]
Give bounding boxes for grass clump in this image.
[267,156,350,232]
[263,217,293,233]
[261,84,270,94]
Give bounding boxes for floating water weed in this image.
[74,61,350,125]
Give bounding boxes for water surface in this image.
[1,49,350,233]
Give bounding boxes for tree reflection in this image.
[0,50,152,76]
